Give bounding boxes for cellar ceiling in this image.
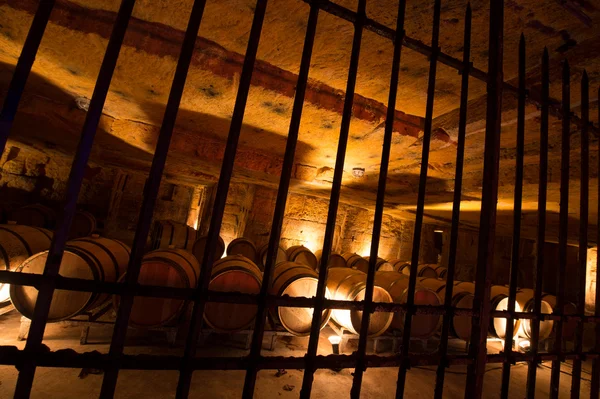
[0,0,599,243]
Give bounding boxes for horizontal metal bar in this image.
[1,346,598,372]
[3,271,600,321]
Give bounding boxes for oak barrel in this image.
[192,235,225,265]
[327,268,393,336]
[0,224,53,303]
[453,282,521,338]
[418,277,475,341]
[314,250,347,269]
[342,253,369,274]
[9,204,56,229]
[68,210,97,239]
[127,248,200,328]
[150,220,197,251]
[258,243,287,271]
[375,272,441,338]
[515,289,554,341]
[11,236,130,321]
[390,260,411,273]
[401,264,438,278]
[286,246,318,270]
[365,257,395,272]
[204,255,263,332]
[270,261,331,336]
[535,292,578,341]
[226,237,258,264]
[433,265,448,279]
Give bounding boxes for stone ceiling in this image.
[0,0,599,243]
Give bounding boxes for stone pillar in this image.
[587,247,597,315]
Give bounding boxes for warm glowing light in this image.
[303,240,319,254]
[518,339,530,349]
[328,335,341,345]
[0,283,10,303]
[359,242,372,257]
[193,219,199,230]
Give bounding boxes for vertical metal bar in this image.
[592,87,600,399]
[433,5,471,398]
[570,70,588,398]
[0,0,56,158]
[464,0,504,398]
[13,1,137,397]
[500,33,526,399]
[525,47,550,399]
[241,3,320,398]
[549,60,570,399]
[175,1,269,397]
[299,1,366,397]
[350,1,406,397]
[395,0,442,397]
[99,1,208,396]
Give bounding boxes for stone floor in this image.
[0,310,594,398]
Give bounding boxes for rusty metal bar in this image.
[433,5,471,398]
[175,1,269,397]
[13,1,137,397]
[299,1,366,397]
[526,47,550,399]
[350,1,406,397]
[570,70,589,398]
[99,1,208,397]
[593,87,600,399]
[549,59,570,399]
[464,0,504,398]
[0,0,56,158]
[500,33,526,399]
[299,0,598,138]
[241,3,320,398]
[395,0,441,397]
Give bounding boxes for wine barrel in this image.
[11,236,130,321]
[314,250,347,269]
[126,248,200,328]
[534,292,578,341]
[287,246,318,270]
[68,210,97,239]
[515,289,554,341]
[453,282,521,338]
[150,220,197,251]
[419,277,475,341]
[204,255,263,332]
[226,237,258,264]
[192,235,225,265]
[9,204,56,229]
[257,243,287,271]
[401,264,438,278]
[327,268,393,337]
[270,261,331,336]
[389,260,411,273]
[433,265,448,279]
[375,272,441,338]
[342,253,369,274]
[365,257,395,272]
[0,224,53,303]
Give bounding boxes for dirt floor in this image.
[0,309,594,398]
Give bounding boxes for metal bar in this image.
[175,1,269,397]
[433,5,471,398]
[13,1,137,397]
[593,87,600,399]
[241,2,320,398]
[500,32,526,399]
[570,70,589,398]
[464,0,504,398]
[350,1,406,397]
[299,1,366,397]
[526,47,550,399]
[0,0,56,158]
[299,0,598,138]
[549,59,570,399]
[395,0,442,397]
[99,0,208,397]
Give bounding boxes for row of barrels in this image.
[1,203,98,240]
